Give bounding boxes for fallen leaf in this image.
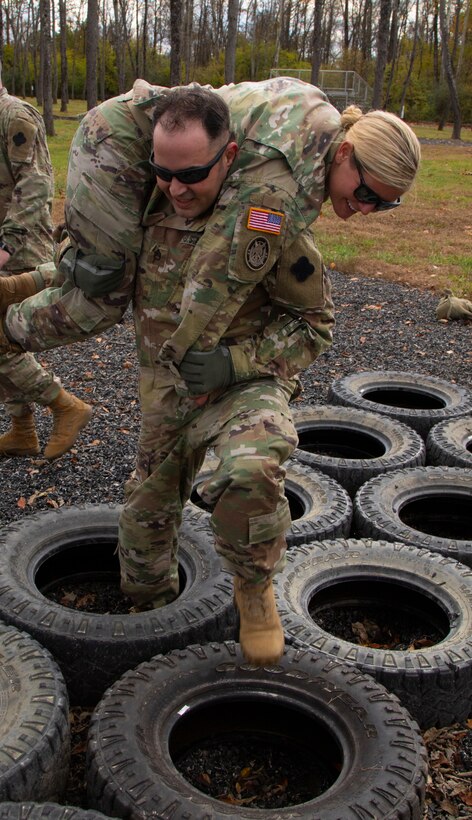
[17,497,27,509]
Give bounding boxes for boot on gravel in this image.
[234,576,284,665]
[0,272,40,312]
[43,387,93,460]
[0,410,40,456]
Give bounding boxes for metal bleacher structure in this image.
[269,68,373,110]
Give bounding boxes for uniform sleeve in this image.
[229,228,335,382]
[0,107,53,254]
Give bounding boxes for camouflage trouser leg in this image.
[119,378,297,607]
[118,385,206,608]
[0,349,60,418]
[193,379,297,583]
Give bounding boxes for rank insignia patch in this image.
[247,207,284,235]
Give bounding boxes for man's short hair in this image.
[152,86,230,141]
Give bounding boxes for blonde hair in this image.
[340,105,421,192]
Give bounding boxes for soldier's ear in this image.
[225,141,238,169]
[334,141,354,165]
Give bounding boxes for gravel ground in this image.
[0,269,470,521]
[0,270,471,816]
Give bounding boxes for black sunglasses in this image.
[149,141,230,185]
[353,153,401,212]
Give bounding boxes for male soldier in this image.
[0,59,92,458]
[0,79,419,662]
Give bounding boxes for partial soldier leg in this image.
[190,379,298,664]
[118,386,205,610]
[0,349,92,459]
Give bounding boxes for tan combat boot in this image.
[43,387,93,460]
[234,576,285,665]
[0,410,40,456]
[0,272,40,312]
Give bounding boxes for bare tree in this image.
[86,0,99,109]
[112,0,127,93]
[439,0,462,137]
[39,0,54,135]
[225,0,239,83]
[372,0,391,107]
[58,0,68,111]
[169,0,182,85]
[311,0,324,85]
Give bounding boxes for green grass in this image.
[410,122,472,142]
[47,120,80,196]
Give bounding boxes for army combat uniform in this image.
[3,77,340,597]
[120,188,334,606]
[0,88,60,423]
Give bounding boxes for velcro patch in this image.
[247,207,284,235]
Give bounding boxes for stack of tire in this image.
[0,369,470,818]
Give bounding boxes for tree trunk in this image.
[86,0,99,110]
[310,0,324,85]
[372,0,391,107]
[399,0,419,117]
[439,0,462,138]
[170,0,182,86]
[113,0,126,93]
[40,0,55,136]
[225,0,239,83]
[59,0,68,111]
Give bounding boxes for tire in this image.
[0,622,70,802]
[291,404,425,496]
[328,370,472,438]
[0,805,111,820]
[0,504,236,706]
[190,456,353,545]
[426,415,472,468]
[353,466,472,566]
[86,642,427,820]
[274,539,472,728]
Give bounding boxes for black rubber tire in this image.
[274,539,472,729]
[426,415,472,468]
[353,466,472,566]
[0,622,70,802]
[0,805,110,819]
[190,455,353,544]
[86,642,427,820]
[328,370,472,438]
[0,504,236,706]
[291,404,425,496]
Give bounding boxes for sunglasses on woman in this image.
[149,141,230,185]
[353,153,401,211]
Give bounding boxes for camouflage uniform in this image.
[3,77,340,600]
[0,87,58,419]
[120,190,334,606]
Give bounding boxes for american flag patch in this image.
[247,207,284,235]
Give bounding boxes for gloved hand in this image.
[59,248,125,297]
[179,346,236,395]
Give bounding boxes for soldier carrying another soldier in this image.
[0,78,420,664]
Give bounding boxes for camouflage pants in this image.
[119,377,298,608]
[0,266,62,417]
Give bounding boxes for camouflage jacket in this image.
[0,87,54,271]
[7,78,338,383]
[136,187,334,393]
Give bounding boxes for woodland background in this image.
[0,0,471,140]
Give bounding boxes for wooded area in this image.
[1,0,470,138]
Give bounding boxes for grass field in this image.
[40,100,472,299]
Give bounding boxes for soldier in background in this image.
[0,79,421,663]
[0,59,92,458]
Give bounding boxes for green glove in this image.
[59,248,125,297]
[179,346,236,395]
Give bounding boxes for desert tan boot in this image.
[0,272,40,312]
[43,387,93,460]
[0,411,40,456]
[234,576,284,665]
